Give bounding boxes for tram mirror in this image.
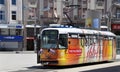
[37,34,41,39]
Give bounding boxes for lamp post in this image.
[22,0,27,51]
[34,18,37,52]
[33,1,38,53]
[104,0,113,31]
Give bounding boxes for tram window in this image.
[85,35,96,46]
[69,33,78,38]
[99,36,103,46]
[108,37,113,46]
[79,34,85,46]
[86,35,92,46]
[59,34,67,49]
[104,36,108,40]
[85,35,89,46]
[41,30,58,49]
[93,35,97,43]
[89,35,93,45]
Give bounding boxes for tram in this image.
[37,26,116,66]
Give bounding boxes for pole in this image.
[34,24,37,52]
[57,0,63,24]
[34,1,37,52]
[23,0,27,51]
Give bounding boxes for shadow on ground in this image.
[82,65,120,72]
[13,61,114,72]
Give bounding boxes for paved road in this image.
[0,51,120,72]
[83,66,120,72]
[13,61,120,72]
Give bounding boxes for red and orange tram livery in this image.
[37,27,116,66]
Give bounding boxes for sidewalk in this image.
[0,51,35,54]
[116,54,120,59]
[0,52,38,72]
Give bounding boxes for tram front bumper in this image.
[40,60,59,65]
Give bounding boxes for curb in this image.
[0,51,36,54]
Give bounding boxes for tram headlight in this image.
[49,49,56,54]
[38,49,43,55]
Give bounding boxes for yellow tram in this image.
[37,26,116,66]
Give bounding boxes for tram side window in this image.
[108,37,113,46]
[89,35,93,45]
[85,35,89,46]
[59,34,67,49]
[104,36,109,43]
[79,34,85,46]
[85,35,92,46]
[84,35,97,46]
[99,36,103,46]
[93,35,97,44]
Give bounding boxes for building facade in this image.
[0,0,24,51]
[0,0,22,24]
[111,0,120,35]
[1,0,120,51]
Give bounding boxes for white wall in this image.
[3,0,23,24]
[88,0,96,10]
[0,42,18,48]
[73,0,78,16]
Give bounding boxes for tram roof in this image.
[42,27,116,36]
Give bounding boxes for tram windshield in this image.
[41,30,58,49]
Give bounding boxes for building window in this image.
[116,9,120,18]
[0,11,5,20]
[0,0,4,4]
[1,29,9,35]
[12,11,16,20]
[12,0,16,5]
[10,29,16,35]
